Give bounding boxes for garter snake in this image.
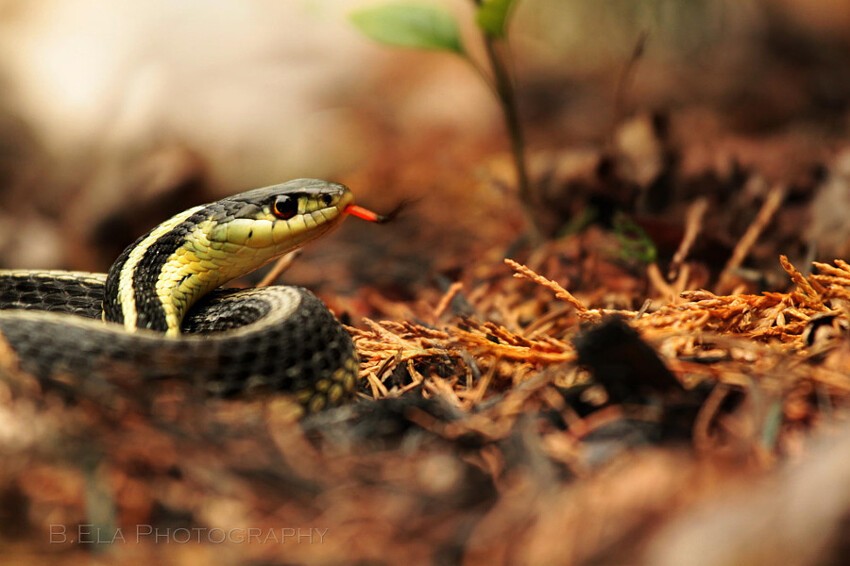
[0,178,384,412]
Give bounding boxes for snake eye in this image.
[272,195,299,220]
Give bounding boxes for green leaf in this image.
[613,213,657,265]
[475,0,517,38]
[350,3,464,55]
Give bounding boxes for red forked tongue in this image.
[345,201,408,224]
[345,205,384,223]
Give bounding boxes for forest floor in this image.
[5,15,850,565]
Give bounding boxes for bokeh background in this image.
[1,0,849,295]
[5,2,850,564]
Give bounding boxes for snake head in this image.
[106,178,366,333]
[207,178,355,250]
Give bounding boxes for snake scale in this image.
[0,179,384,412]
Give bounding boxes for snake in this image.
[0,178,388,412]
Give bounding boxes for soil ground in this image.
[4,3,850,564]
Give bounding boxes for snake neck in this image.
[103,202,274,335]
[104,205,209,334]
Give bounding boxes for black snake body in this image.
[0,179,364,412]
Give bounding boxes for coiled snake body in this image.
[0,179,373,412]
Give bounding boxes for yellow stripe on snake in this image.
[0,179,384,413]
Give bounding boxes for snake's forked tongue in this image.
[345,201,407,224]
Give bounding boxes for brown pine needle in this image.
[258,250,301,287]
[668,197,708,279]
[434,281,464,319]
[779,254,823,303]
[505,258,598,321]
[648,263,676,300]
[717,185,786,293]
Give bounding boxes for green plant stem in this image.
[474,3,541,243]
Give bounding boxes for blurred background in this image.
[0,0,849,295]
[5,4,850,563]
